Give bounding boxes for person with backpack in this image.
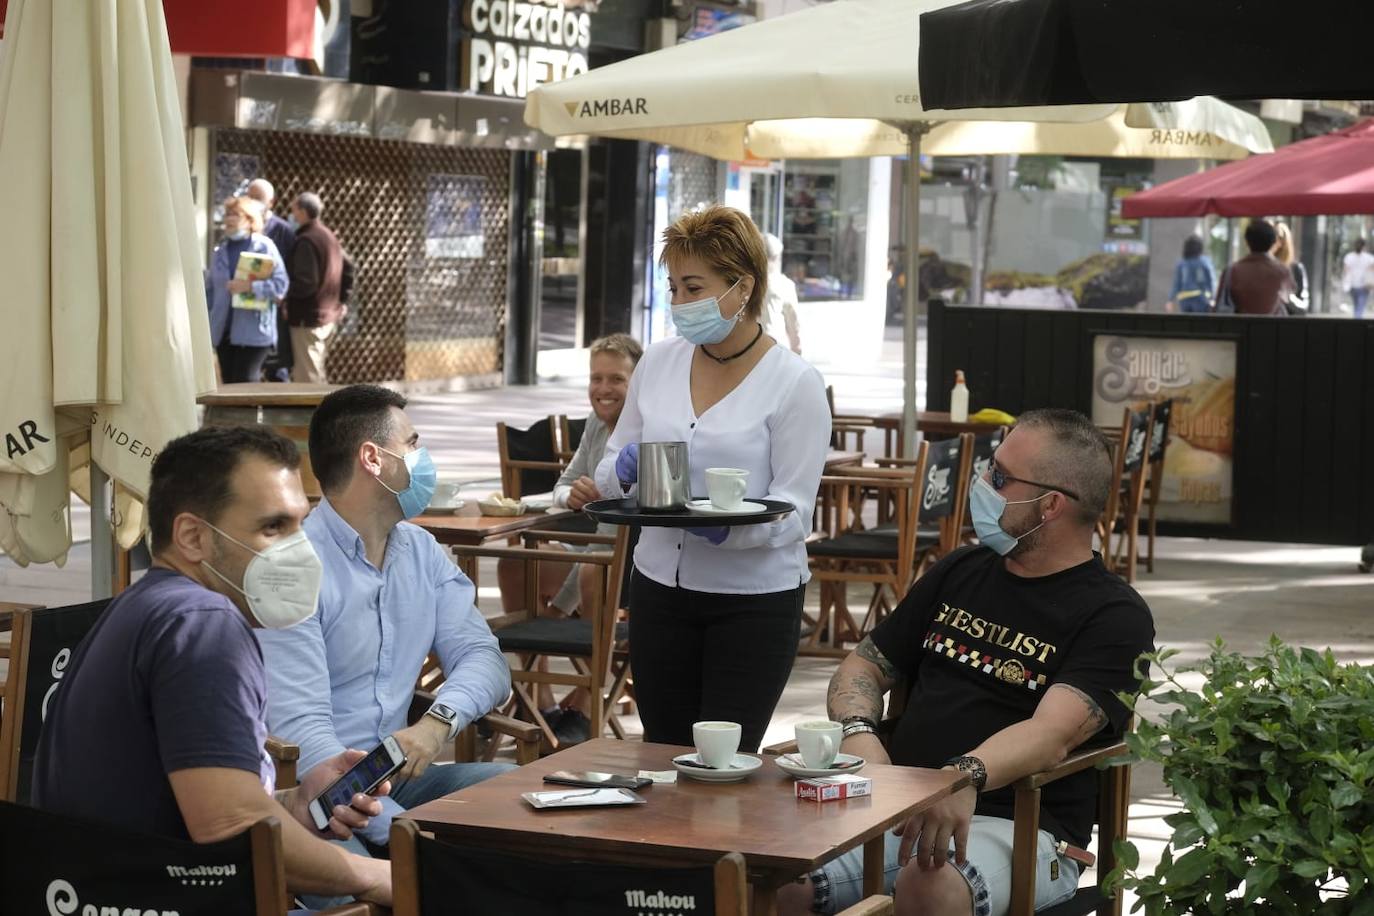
[1167,234,1216,313]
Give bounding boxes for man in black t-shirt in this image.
[780,409,1154,916]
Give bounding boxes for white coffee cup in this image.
[795,720,843,769]
[431,478,464,509]
[692,720,742,769]
[705,468,749,511]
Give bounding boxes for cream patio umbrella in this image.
[0,0,217,589]
[524,0,1265,453]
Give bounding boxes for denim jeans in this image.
[298,760,515,910]
[807,816,1080,916]
[1354,287,1370,319]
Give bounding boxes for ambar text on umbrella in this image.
[5,420,49,459]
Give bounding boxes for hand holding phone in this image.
[308,736,407,832]
[543,770,653,791]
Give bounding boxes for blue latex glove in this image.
[687,527,728,545]
[615,443,639,486]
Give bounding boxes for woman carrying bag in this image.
[595,206,830,751]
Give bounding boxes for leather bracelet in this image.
[841,722,878,739]
[839,715,879,731]
[944,754,988,793]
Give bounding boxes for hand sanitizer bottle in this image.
[950,370,970,423]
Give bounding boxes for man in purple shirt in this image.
[33,426,392,907]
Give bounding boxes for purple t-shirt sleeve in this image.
[146,608,272,782]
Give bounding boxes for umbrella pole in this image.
[903,123,928,458]
[90,462,114,600]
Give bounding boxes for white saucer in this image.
[774,753,866,779]
[671,752,763,783]
[686,499,768,516]
[424,501,466,515]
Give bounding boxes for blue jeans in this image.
[807,816,1079,916]
[298,760,515,909]
[1354,287,1370,319]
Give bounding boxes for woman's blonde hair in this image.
[660,205,769,319]
[1272,222,1296,266]
[224,196,266,234]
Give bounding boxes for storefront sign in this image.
[1091,333,1237,525]
[461,0,595,98]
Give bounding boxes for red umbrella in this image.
[1122,119,1374,219]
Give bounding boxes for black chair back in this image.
[969,428,1006,486]
[2,599,110,803]
[565,416,588,455]
[0,800,265,915]
[1148,399,1172,463]
[502,418,561,495]
[1123,407,1152,472]
[415,836,720,916]
[919,436,964,523]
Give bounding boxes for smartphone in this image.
[543,770,653,791]
[308,736,406,832]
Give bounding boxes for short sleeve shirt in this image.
[33,568,274,840]
[870,547,1155,847]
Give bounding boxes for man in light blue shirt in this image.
[257,385,512,882]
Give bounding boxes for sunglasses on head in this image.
[988,458,1081,502]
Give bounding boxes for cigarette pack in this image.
[794,773,873,802]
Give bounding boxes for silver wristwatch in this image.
[424,702,460,740]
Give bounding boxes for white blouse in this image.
[594,336,831,595]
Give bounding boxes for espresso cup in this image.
[431,479,464,509]
[692,720,742,769]
[705,468,749,511]
[795,720,843,769]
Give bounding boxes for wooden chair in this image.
[556,413,588,465]
[962,427,1009,544]
[803,444,930,658]
[765,695,1130,916]
[0,802,375,916]
[390,819,894,916]
[827,384,877,453]
[877,432,975,574]
[0,600,110,803]
[450,525,634,753]
[1098,406,1153,584]
[1139,399,1173,574]
[496,417,565,498]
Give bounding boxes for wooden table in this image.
[866,411,1007,457]
[198,383,341,500]
[416,509,563,548]
[406,738,967,915]
[824,450,865,470]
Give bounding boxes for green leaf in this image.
[1242,863,1278,904]
[1291,859,1328,879]
[1165,848,1214,888]
[1114,838,1140,872]
[1332,781,1363,808]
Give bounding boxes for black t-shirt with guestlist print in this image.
[871,546,1155,848]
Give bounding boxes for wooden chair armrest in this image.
[832,415,880,427]
[504,459,567,472]
[316,903,387,916]
[874,457,923,468]
[762,739,799,756]
[450,545,612,566]
[520,530,617,547]
[838,896,895,916]
[1016,741,1129,790]
[476,711,541,743]
[264,735,300,765]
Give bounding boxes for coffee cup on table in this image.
[692,720,742,769]
[431,478,464,509]
[795,720,843,769]
[705,468,749,511]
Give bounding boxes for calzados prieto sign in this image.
[462,0,597,98]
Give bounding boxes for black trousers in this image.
[628,569,804,752]
[217,342,271,383]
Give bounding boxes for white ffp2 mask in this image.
[200,524,322,629]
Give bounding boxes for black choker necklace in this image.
[701,323,764,364]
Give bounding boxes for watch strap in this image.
[425,704,461,741]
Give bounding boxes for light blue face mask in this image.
[968,476,1049,556]
[671,278,745,345]
[226,228,249,241]
[376,445,438,518]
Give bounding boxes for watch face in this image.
[431,704,456,721]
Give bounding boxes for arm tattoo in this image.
[827,670,885,723]
[855,636,900,683]
[1055,683,1108,737]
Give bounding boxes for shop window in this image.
[782,160,868,301]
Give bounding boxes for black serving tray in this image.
[583,498,795,528]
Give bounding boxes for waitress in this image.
[595,205,830,751]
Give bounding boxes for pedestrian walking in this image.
[1271,222,1309,315]
[285,192,354,383]
[1341,238,1374,318]
[1214,219,1292,316]
[206,196,289,383]
[1167,234,1216,313]
[763,233,803,355]
[246,178,296,381]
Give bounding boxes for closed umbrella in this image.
[917,0,1374,109]
[1122,119,1374,218]
[0,0,216,583]
[524,0,1264,453]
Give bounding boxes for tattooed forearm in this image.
[855,636,900,683]
[1053,683,1108,739]
[827,670,885,722]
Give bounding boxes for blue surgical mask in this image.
[287,215,300,230]
[226,228,249,241]
[376,445,437,518]
[968,476,1048,556]
[671,278,745,345]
